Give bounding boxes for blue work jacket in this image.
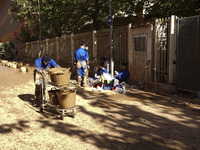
[35,58,58,71]
[115,69,129,83]
[74,47,89,64]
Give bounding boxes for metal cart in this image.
[38,73,78,120]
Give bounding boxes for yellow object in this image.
[101,76,104,83]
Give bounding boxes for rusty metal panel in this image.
[57,36,72,66]
[96,29,110,62]
[177,16,200,92]
[46,38,57,61]
[31,41,40,58]
[96,26,128,71]
[154,18,170,83]
[22,25,128,72]
[113,26,128,70]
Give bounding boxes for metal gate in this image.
[177,15,200,92]
[154,18,170,83]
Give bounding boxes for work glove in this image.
[40,69,47,76]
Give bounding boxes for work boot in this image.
[83,77,88,87]
[77,76,81,87]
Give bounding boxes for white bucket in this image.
[13,63,17,68]
[10,62,14,68]
[1,60,7,66]
[7,62,11,67]
[20,66,27,72]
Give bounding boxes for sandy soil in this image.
[0,65,200,150]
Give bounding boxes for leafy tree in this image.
[9,0,200,41]
[9,0,39,42]
[144,0,200,20]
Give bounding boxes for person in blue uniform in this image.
[97,62,108,76]
[100,56,110,73]
[74,42,89,86]
[34,54,60,106]
[35,54,59,72]
[115,63,129,83]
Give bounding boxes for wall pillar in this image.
[168,15,177,84]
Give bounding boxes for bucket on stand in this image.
[49,68,61,80]
[49,68,71,87]
[48,89,59,105]
[56,88,76,109]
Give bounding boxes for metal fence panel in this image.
[46,38,57,61]
[113,26,128,70]
[177,16,200,92]
[23,25,128,71]
[96,26,128,70]
[96,29,110,62]
[154,18,170,83]
[57,36,72,66]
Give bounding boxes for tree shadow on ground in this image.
[1,99,200,150]
[74,88,200,150]
[5,87,200,150]
[0,121,29,134]
[18,94,34,105]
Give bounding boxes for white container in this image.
[20,66,27,72]
[13,63,17,68]
[1,60,7,66]
[10,63,14,68]
[7,62,11,67]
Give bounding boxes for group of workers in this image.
[33,42,129,106]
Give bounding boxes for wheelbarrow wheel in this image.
[60,110,65,120]
[39,106,43,113]
[61,114,65,120]
[71,112,75,118]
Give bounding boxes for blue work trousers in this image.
[77,60,87,77]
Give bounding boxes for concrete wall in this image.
[128,25,153,85]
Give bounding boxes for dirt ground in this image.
[0,65,200,150]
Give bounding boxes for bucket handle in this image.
[58,83,69,87]
[61,90,75,95]
[51,87,57,90]
[56,73,64,75]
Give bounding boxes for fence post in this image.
[154,19,158,92]
[169,15,176,84]
[92,30,97,65]
[56,37,59,62]
[46,39,49,54]
[38,41,40,57]
[71,33,74,66]
[127,24,132,76]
